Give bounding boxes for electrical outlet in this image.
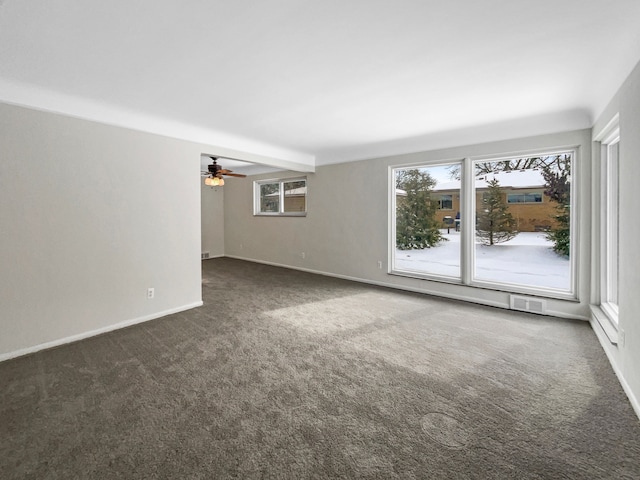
[301,252,306,259]
[147,287,154,299]
[377,260,382,269]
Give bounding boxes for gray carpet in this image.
[1,258,639,479]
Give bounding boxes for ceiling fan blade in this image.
[224,173,247,178]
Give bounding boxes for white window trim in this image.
[253,177,307,216]
[593,114,620,341]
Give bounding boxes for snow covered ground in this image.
[394,231,570,290]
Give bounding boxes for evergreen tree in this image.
[396,169,443,249]
[542,162,571,256]
[476,179,518,245]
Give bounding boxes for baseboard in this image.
[0,301,203,363]
[590,315,640,421]
[545,307,589,321]
[224,255,589,321]
[225,254,516,311]
[590,305,619,344]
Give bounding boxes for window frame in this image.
[253,177,307,216]
[469,151,576,298]
[389,148,578,301]
[594,114,620,336]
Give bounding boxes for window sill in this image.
[591,304,619,345]
[254,212,307,217]
[390,269,577,301]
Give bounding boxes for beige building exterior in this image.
[399,169,562,232]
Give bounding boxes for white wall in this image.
[224,129,592,320]
[201,182,225,257]
[0,103,204,359]
[591,59,640,416]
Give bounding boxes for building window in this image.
[507,192,543,203]
[438,194,453,209]
[254,178,307,216]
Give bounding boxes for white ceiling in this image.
[2,1,640,170]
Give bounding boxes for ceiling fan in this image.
[202,156,246,186]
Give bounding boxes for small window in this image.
[260,182,280,212]
[283,180,307,213]
[255,178,307,216]
[507,192,542,203]
[438,194,453,210]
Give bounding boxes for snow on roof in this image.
[433,169,546,191]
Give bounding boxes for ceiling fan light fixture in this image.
[204,176,223,187]
[202,157,245,184]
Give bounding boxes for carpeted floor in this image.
[1,258,639,479]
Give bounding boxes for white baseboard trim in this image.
[590,305,619,344]
[545,308,589,322]
[225,255,518,312]
[225,255,589,321]
[590,315,640,421]
[0,301,203,363]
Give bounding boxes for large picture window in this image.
[393,163,462,280]
[472,153,572,292]
[254,178,307,216]
[391,150,575,297]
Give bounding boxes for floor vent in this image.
[510,295,546,315]
[201,251,210,260]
